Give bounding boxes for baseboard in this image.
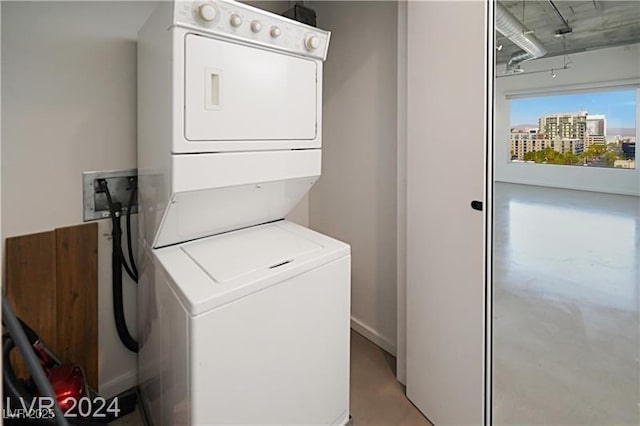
[99,368,137,399]
[494,177,640,197]
[350,316,396,357]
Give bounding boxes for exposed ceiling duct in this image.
[506,50,532,73]
[496,1,547,71]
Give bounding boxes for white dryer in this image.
[137,1,350,425]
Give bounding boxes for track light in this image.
[496,44,503,51]
[551,69,557,78]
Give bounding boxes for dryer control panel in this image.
[173,0,330,60]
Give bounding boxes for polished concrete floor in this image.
[492,183,640,425]
[112,331,429,425]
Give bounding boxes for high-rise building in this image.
[586,114,606,136]
[585,114,607,150]
[511,112,611,162]
[509,128,538,160]
[509,134,583,160]
[538,111,587,140]
[622,142,636,160]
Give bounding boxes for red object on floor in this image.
[46,364,89,411]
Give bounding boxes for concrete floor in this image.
[492,183,640,425]
[111,331,429,425]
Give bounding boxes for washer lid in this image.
[181,223,323,283]
[153,221,350,315]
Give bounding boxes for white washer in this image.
[139,221,350,425]
[137,1,350,425]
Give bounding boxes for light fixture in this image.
[551,69,557,78]
[496,44,503,51]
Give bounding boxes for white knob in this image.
[250,20,262,33]
[305,35,320,50]
[230,14,242,27]
[270,26,281,38]
[198,4,217,22]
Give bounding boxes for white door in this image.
[184,34,318,143]
[406,1,488,425]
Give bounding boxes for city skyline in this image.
[511,89,637,132]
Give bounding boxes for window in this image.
[509,89,637,169]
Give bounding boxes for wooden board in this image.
[5,230,58,379]
[5,223,98,389]
[55,223,98,389]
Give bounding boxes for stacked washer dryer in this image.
[137,1,350,425]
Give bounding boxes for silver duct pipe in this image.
[506,50,533,72]
[496,1,547,63]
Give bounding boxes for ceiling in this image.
[496,1,640,64]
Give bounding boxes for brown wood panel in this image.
[5,230,57,379]
[5,223,99,389]
[55,223,99,389]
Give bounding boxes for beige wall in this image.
[310,1,398,354]
[1,0,292,397]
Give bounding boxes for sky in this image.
[511,89,637,130]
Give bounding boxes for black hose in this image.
[99,180,138,353]
[102,183,137,283]
[125,182,138,279]
[111,214,138,353]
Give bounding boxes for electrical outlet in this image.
[83,169,138,222]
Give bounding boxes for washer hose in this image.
[125,182,138,279]
[99,180,138,353]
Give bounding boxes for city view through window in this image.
[510,89,637,170]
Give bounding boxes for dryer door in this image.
[182,34,318,150]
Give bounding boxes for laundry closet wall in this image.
[1,0,293,398]
[309,1,399,355]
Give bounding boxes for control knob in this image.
[230,14,242,27]
[270,26,281,38]
[251,20,262,33]
[197,3,217,22]
[305,35,320,50]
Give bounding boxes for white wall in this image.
[1,0,294,398]
[309,1,398,355]
[495,43,640,196]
